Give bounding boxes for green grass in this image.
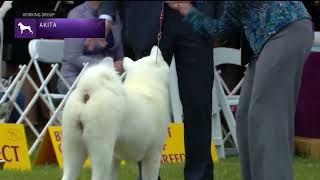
[1,127,318,179]
[0,156,319,180]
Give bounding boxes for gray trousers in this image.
[236,19,314,180]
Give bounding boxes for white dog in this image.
[17,22,33,34]
[61,46,170,180]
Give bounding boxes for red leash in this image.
[156,2,165,63]
[158,3,165,44]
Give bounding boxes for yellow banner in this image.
[35,126,90,168]
[35,123,218,167]
[0,123,31,170]
[161,123,219,164]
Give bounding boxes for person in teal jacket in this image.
[167,1,314,180]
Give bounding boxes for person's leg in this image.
[162,3,216,178]
[235,59,256,180]
[172,23,214,180]
[247,19,314,180]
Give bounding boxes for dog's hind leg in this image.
[83,125,116,180]
[86,139,115,180]
[61,119,87,180]
[111,157,121,180]
[142,151,162,180]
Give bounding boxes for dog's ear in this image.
[100,57,114,67]
[123,57,135,71]
[150,46,161,56]
[150,46,164,63]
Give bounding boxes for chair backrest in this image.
[0,1,13,78]
[28,39,64,63]
[212,48,241,151]
[213,47,243,93]
[314,32,320,46]
[213,47,241,66]
[313,32,320,52]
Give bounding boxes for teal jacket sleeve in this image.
[183,3,240,44]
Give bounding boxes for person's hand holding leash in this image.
[105,19,112,35]
[84,19,114,51]
[114,59,124,74]
[84,38,107,51]
[165,1,192,16]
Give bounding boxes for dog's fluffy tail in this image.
[69,60,123,133]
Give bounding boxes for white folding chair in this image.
[214,47,243,97]
[28,62,89,155]
[28,39,69,110]
[16,63,65,125]
[211,81,226,158]
[169,56,183,123]
[11,40,64,131]
[212,47,244,156]
[15,39,89,155]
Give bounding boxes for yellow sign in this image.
[35,126,125,168]
[161,123,219,164]
[35,123,218,167]
[34,126,90,168]
[0,123,31,170]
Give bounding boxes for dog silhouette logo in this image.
[17,22,34,34]
[15,18,36,38]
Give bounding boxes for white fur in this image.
[61,46,170,180]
